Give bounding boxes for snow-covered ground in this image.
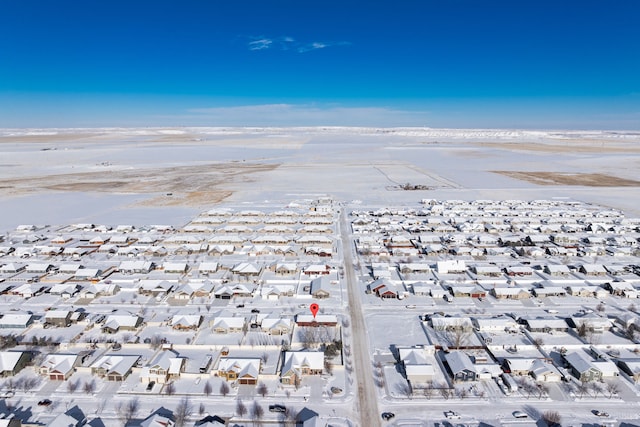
[1,127,640,427]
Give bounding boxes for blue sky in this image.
[1,0,639,129]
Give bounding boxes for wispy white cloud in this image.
[297,42,327,53]
[246,36,348,53]
[185,104,429,126]
[247,38,273,51]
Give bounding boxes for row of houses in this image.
[0,309,339,336]
[2,346,326,388]
[396,343,640,388]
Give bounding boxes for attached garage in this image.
[238,374,257,385]
[49,371,65,381]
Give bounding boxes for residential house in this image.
[564,350,603,382]
[162,262,188,274]
[491,287,531,300]
[310,276,332,299]
[39,354,80,380]
[102,314,143,333]
[194,415,226,427]
[570,314,612,334]
[295,314,338,327]
[211,314,245,334]
[44,310,73,328]
[198,262,219,274]
[79,283,119,299]
[0,351,32,377]
[47,406,86,427]
[302,264,331,276]
[473,317,518,333]
[444,351,477,382]
[502,358,535,376]
[398,347,435,386]
[138,279,174,297]
[0,313,34,329]
[530,359,563,382]
[436,260,467,274]
[217,358,261,384]
[261,284,296,300]
[137,411,175,427]
[170,315,202,331]
[119,261,155,274]
[280,351,324,385]
[231,262,262,277]
[296,408,320,427]
[616,359,640,382]
[140,350,185,384]
[261,318,291,335]
[90,354,140,381]
[214,283,255,299]
[367,279,398,299]
[521,317,569,333]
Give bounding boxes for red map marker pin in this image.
[309,303,319,319]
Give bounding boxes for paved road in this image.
[340,209,381,427]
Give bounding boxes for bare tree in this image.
[395,381,413,399]
[423,382,434,400]
[116,397,140,425]
[164,381,176,395]
[542,410,561,426]
[174,396,192,427]
[67,379,79,393]
[236,399,247,418]
[284,406,298,426]
[203,380,212,396]
[250,401,264,426]
[219,381,230,397]
[21,376,40,392]
[537,383,549,399]
[589,381,603,398]
[596,302,606,313]
[256,382,268,398]
[150,334,163,349]
[438,386,451,400]
[198,402,205,416]
[606,381,620,399]
[456,386,468,400]
[577,382,589,399]
[324,360,333,375]
[443,321,472,349]
[576,321,591,337]
[625,324,639,341]
[261,352,269,365]
[83,379,96,395]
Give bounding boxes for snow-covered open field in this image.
[1,127,639,229]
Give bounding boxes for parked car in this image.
[381,412,395,421]
[0,390,14,398]
[269,404,286,413]
[251,309,260,313]
[146,381,155,391]
[513,411,528,419]
[593,410,610,417]
[445,411,461,419]
[38,399,52,406]
[236,304,245,308]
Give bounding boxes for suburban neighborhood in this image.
[0,197,639,426]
